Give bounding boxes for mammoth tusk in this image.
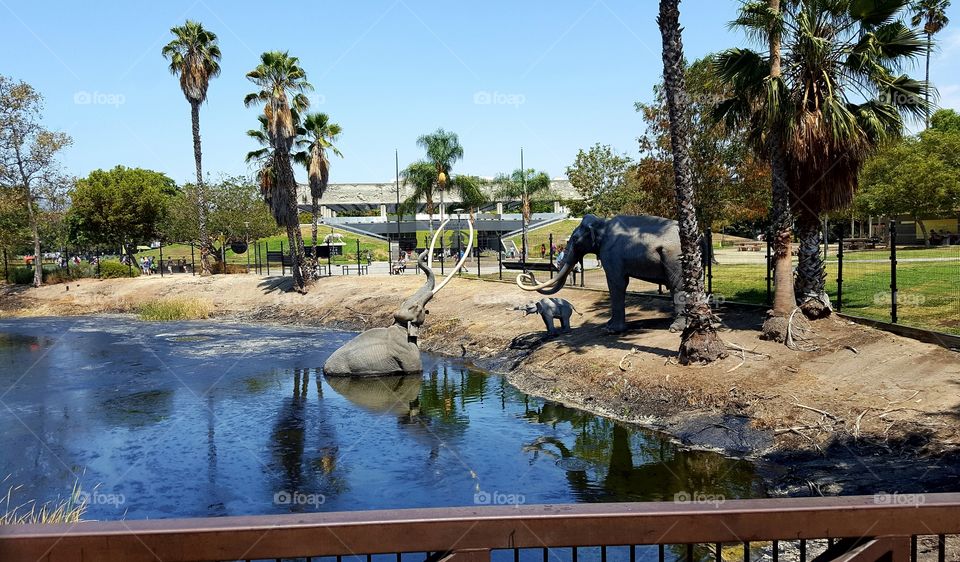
[516,262,571,291]
[432,217,474,295]
[426,219,452,271]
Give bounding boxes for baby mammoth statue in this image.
[516,298,582,336]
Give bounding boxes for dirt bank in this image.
[3,274,960,495]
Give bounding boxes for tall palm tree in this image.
[417,128,464,228]
[294,113,342,259]
[447,174,488,222]
[244,51,313,291]
[162,20,221,276]
[658,0,726,364]
[911,0,951,128]
[493,169,551,261]
[716,0,928,324]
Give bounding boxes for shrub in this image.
[98,260,140,279]
[9,267,37,285]
[138,298,212,321]
[45,263,96,285]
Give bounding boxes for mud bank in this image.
[3,274,960,495]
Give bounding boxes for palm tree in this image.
[716,0,928,324]
[657,0,726,364]
[162,20,221,276]
[493,169,551,261]
[400,161,440,235]
[911,0,951,128]
[417,128,464,228]
[244,51,313,291]
[294,113,342,259]
[447,175,488,222]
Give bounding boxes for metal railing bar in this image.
[772,540,778,562]
[743,541,749,562]
[686,543,693,561]
[658,544,664,562]
[800,539,806,562]
[939,534,946,562]
[714,542,721,561]
[911,535,917,561]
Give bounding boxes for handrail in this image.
[2,494,960,562]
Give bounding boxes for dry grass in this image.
[1,477,86,525]
[137,297,212,321]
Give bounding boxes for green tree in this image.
[0,76,72,287]
[931,108,960,133]
[493,168,552,261]
[162,20,221,276]
[68,166,176,259]
[716,0,928,324]
[400,160,440,230]
[910,0,951,128]
[565,144,633,216]
[658,0,726,363]
[294,112,342,258]
[417,128,464,228]
[447,174,488,222]
[245,51,313,291]
[858,130,960,243]
[162,176,277,247]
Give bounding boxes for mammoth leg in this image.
[605,272,628,334]
[662,249,686,333]
[561,308,572,333]
[541,310,557,336]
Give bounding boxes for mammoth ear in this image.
[583,214,604,247]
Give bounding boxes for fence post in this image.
[890,219,898,324]
[246,242,250,273]
[356,239,362,275]
[280,241,285,275]
[327,239,332,276]
[836,230,843,313]
[266,242,271,275]
[477,240,481,278]
[3,248,7,283]
[440,231,445,276]
[159,241,164,278]
[765,229,773,306]
[191,243,196,276]
[549,233,554,279]
[580,258,585,287]
[706,228,713,295]
[498,238,503,281]
[97,251,101,278]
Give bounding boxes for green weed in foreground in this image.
[138,298,212,321]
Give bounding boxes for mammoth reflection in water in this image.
[324,374,423,416]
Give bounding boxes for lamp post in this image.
[454,208,463,276]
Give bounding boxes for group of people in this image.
[929,230,959,245]
[139,256,157,275]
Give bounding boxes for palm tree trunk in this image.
[311,194,319,260]
[274,151,309,292]
[761,0,796,343]
[191,100,212,276]
[925,32,932,129]
[795,213,831,319]
[658,0,726,364]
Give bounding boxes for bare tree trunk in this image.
[761,0,797,342]
[192,100,212,276]
[925,32,932,129]
[25,190,41,287]
[917,217,929,247]
[658,0,726,364]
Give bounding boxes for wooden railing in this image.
[2,494,959,562]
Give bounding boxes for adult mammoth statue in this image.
[323,218,474,376]
[517,214,685,334]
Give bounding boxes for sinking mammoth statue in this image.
[323,218,474,376]
[517,214,687,334]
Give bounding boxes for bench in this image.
[737,242,762,252]
[341,264,369,275]
[265,251,293,267]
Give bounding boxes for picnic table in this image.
[843,238,879,250]
[737,242,763,252]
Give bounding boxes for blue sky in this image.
[2,0,959,185]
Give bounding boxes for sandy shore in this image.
[3,273,960,495]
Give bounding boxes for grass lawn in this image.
[710,250,959,335]
[507,219,582,252]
